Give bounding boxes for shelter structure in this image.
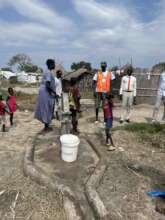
[54,64,68,76]
[62,68,93,92]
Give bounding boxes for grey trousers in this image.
[152,95,165,121]
[120,91,134,121]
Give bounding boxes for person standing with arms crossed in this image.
[119,65,137,123]
[93,62,115,123]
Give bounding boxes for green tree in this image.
[111,66,119,71]
[152,62,165,73]
[1,67,13,72]
[21,64,38,73]
[8,53,32,71]
[71,61,92,71]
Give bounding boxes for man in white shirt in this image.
[54,70,62,120]
[152,71,165,122]
[119,65,136,123]
[93,62,115,123]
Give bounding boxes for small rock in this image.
[118,147,125,152]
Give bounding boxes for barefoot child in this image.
[0,94,7,132]
[6,88,16,126]
[69,78,81,134]
[103,94,115,151]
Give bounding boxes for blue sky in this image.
[0,0,165,70]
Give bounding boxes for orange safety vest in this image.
[96,71,111,92]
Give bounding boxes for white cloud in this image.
[0,0,72,29]
[73,0,136,28]
[0,0,165,68]
[0,0,74,50]
[72,0,165,67]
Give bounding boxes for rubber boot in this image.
[72,121,78,134]
[95,108,99,123]
[44,123,49,131]
[10,114,13,126]
[2,124,6,132]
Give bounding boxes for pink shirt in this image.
[7,96,16,113]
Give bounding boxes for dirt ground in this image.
[78,104,165,219]
[98,130,165,220]
[0,104,165,220]
[0,112,66,220]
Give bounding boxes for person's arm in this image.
[133,77,137,97]
[93,73,97,97]
[119,77,124,100]
[133,77,137,105]
[119,77,124,95]
[6,96,9,102]
[46,73,57,96]
[111,71,116,81]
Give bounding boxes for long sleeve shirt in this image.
[54,77,62,97]
[119,75,137,97]
[158,72,165,96]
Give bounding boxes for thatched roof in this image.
[63,68,92,81]
[54,64,68,76]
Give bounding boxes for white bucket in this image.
[60,134,80,163]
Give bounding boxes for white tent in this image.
[0,70,41,84]
[16,71,41,83]
[0,71,16,79]
[16,71,28,82]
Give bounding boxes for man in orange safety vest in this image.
[93,62,115,123]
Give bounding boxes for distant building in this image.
[0,70,16,80]
[17,71,42,83]
[0,70,42,84]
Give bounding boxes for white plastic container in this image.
[60,134,80,162]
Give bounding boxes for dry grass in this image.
[15,92,37,111]
[0,157,66,220]
[113,122,165,149]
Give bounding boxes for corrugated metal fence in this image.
[80,73,160,105]
[134,73,160,104]
[112,73,160,104]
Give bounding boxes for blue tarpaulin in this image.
[147,191,165,197]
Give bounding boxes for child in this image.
[6,88,16,126]
[0,94,6,132]
[103,94,115,151]
[69,78,81,134]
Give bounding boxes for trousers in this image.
[120,91,134,120]
[152,94,165,121]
